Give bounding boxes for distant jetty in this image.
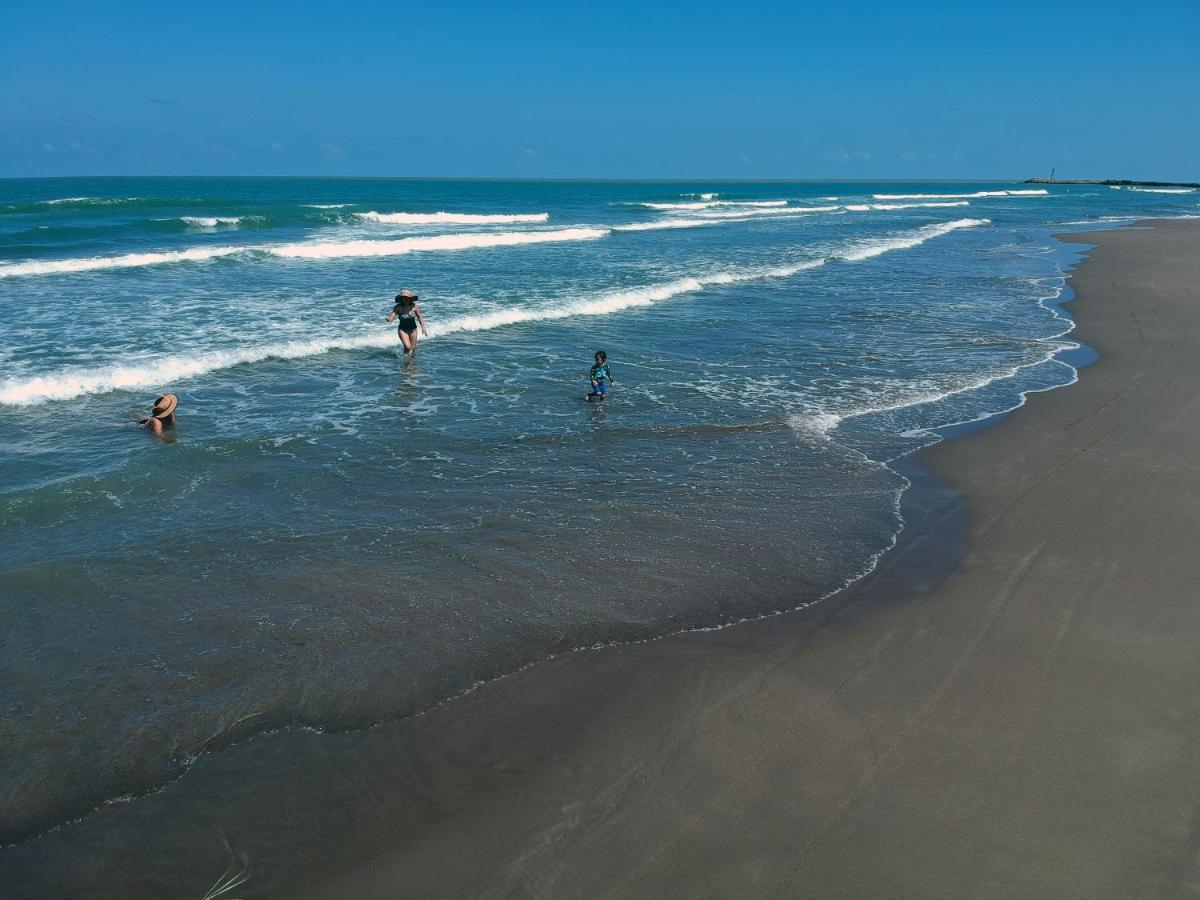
[1023,177,1199,188]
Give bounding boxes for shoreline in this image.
[5,219,1200,898]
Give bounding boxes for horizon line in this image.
[0,174,1051,184]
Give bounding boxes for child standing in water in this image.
[587,350,613,402]
[386,290,428,354]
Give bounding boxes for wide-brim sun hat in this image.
[152,393,178,419]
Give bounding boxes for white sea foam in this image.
[1125,187,1195,194]
[691,201,964,220]
[1054,216,1139,226]
[843,201,971,211]
[268,227,607,259]
[180,216,244,229]
[612,218,718,231]
[0,246,248,279]
[638,200,788,210]
[836,218,988,262]
[0,218,987,406]
[872,189,1048,199]
[304,203,351,208]
[356,210,551,225]
[39,196,142,206]
[691,204,841,219]
[679,192,719,200]
[0,227,607,277]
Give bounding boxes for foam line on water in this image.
[612,219,718,231]
[356,211,551,224]
[690,201,965,220]
[836,217,988,261]
[267,227,606,259]
[0,228,607,277]
[691,204,842,219]
[872,189,1048,199]
[0,246,248,279]
[789,269,1074,438]
[637,200,788,210]
[0,218,987,406]
[39,196,140,206]
[0,199,980,278]
[843,201,970,211]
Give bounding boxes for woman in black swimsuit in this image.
[386,289,428,354]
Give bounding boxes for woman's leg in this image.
[399,329,414,352]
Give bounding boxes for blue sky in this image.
[2,0,1197,179]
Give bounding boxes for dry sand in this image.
[5,219,1199,899]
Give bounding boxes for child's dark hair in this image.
[594,350,606,362]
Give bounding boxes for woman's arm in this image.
[414,305,429,336]
[386,305,398,323]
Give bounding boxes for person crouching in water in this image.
[139,393,178,436]
[386,289,428,354]
[587,350,613,402]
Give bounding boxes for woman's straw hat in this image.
[151,393,178,419]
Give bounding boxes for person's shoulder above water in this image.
[139,393,178,436]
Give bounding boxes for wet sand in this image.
[5,219,1200,898]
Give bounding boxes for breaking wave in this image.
[843,201,971,211]
[39,196,139,206]
[356,211,550,225]
[267,227,606,259]
[872,189,1048,200]
[612,219,718,231]
[0,246,248,279]
[0,218,988,406]
[690,204,842,219]
[637,200,788,210]
[179,216,247,229]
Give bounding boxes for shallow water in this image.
[1,177,1196,843]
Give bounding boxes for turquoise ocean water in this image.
[1,177,1197,845]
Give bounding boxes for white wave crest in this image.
[39,196,139,206]
[180,216,244,229]
[843,201,971,211]
[872,189,1047,199]
[1126,187,1195,194]
[638,200,788,210]
[356,210,550,225]
[0,228,606,278]
[304,203,351,208]
[268,228,606,259]
[837,218,989,262]
[692,204,841,220]
[612,219,717,231]
[1,218,987,406]
[0,246,247,279]
[680,192,719,200]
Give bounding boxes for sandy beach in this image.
[300,220,1200,898]
[5,218,1199,898]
